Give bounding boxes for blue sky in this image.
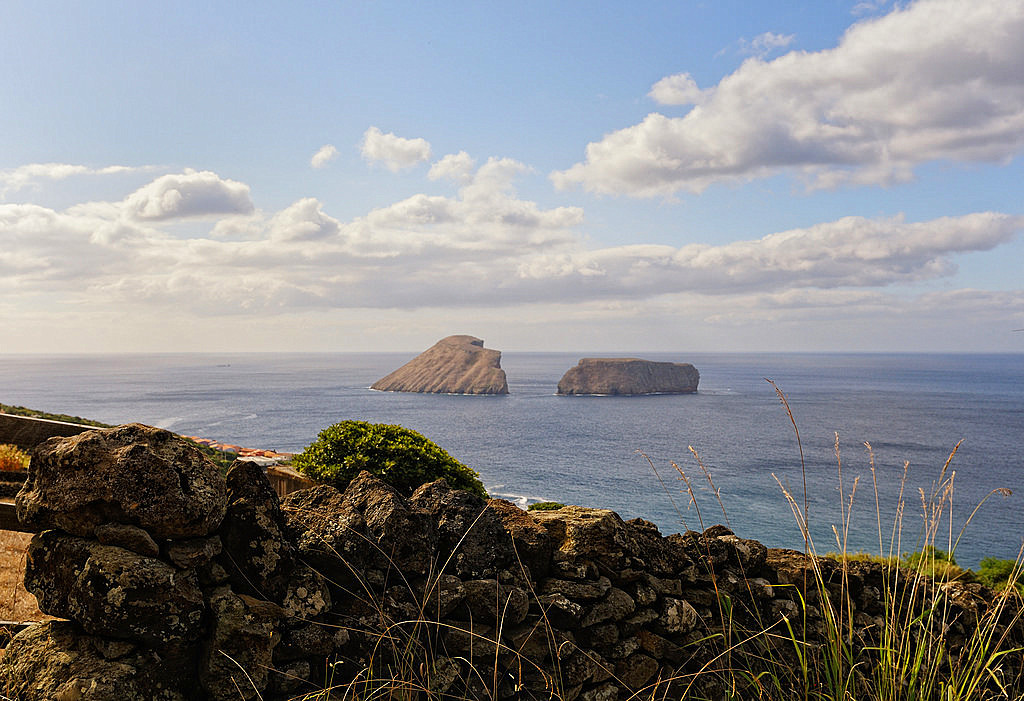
[2,0,1022,352]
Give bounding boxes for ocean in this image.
[1,352,1021,568]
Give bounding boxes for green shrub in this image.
[0,403,111,428]
[293,420,487,498]
[976,556,1023,593]
[527,501,565,511]
[901,545,965,581]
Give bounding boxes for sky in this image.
[2,0,1023,353]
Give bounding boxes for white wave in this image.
[486,488,554,511]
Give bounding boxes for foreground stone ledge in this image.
[2,423,1021,700]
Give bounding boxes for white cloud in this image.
[649,73,704,106]
[2,158,1018,318]
[0,163,142,197]
[267,198,342,242]
[360,126,432,171]
[554,0,1024,196]
[738,31,795,58]
[310,144,339,169]
[428,151,477,183]
[852,0,894,16]
[121,170,255,220]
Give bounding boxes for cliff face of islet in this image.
[371,335,509,395]
[557,358,699,395]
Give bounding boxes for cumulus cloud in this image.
[0,163,142,197]
[361,127,432,171]
[310,144,339,169]
[121,170,255,220]
[268,198,342,242]
[648,73,704,106]
[428,151,477,183]
[738,31,795,58]
[2,156,1019,319]
[554,0,1024,196]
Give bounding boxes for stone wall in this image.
[0,412,95,451]
[1,425,1020,700]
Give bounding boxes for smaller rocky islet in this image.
[556,358,699,396]
[372,335,700,396]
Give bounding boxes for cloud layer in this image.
[554,0,1024,196]
[0,163,144,197]
[2,164,1019,319]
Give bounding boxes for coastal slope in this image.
[371,335,509,395]
[557,358,699,395]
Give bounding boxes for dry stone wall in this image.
[1,425,1020,700]
[0,412,94,451]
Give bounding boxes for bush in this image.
[976,556,1023,593]
[0,444,30,472]
[293,420,487,499]
[527,501,565,511]
[902,545,965,581]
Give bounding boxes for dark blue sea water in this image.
[1,352,1022,568]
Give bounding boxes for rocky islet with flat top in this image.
[556,358,699,395]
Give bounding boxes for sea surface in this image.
[1,352,1022,568]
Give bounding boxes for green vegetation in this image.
[293,420,487,498]
[0,402,111,428]
[527,500,566,511]
[283,388,1022,701]
[901,545,967,582]
[624,382,1024,701]
[0,444,30,472]
[826,546,970,583]
[977,556,1024,594]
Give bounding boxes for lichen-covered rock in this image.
[486,497,552,580]
[531,506,658,572]
[410,479,516,580]
[280,564,331,618]
[658,597,698,635]
[282,472,437,582]
[580,587,635,628]
[537,592,585,629]
[25,531,206,644]
[274,618,341,662]
[94,522,160,557]
[167,535,222,570]
[17,423,227,538]
[540,576,611,602]
[615,653,659,690]
[200,587,283,700]
[219,460,298,601]
[0,620,193,700]
[280,483,361,581]
[343,471,438,575]
[421,573,466,619]
[459,579,530,625]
